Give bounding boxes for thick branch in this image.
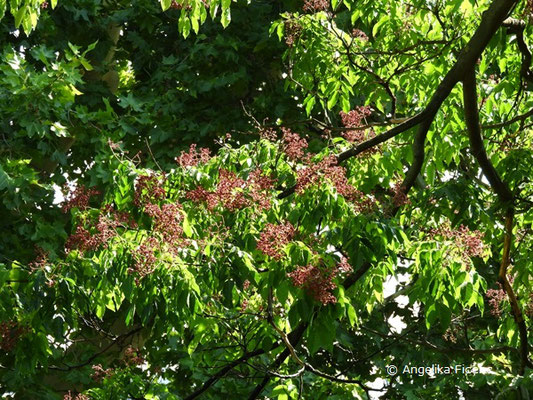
[278,0,519,201]
[462,66,530,374]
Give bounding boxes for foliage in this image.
[1,0,533,399]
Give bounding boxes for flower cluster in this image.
[186,168,274,211]
[429,224,485,260]
[176,144,211,167]
[258,127,277,141]
[65,206,135,254]
[288,265,337,305]
[129,237,159,285]
[282,128,308,161]
[256,222,296,260]
[486,283,507,318]
[63,392,89,400]
[352,29,369,41]
[339,106,372,143]
[392,182,410,207]
[288,257,353,305]
[62,185,100,213]
[29,247,48,272]
[303,0,328,13]
[0,321,28,352]
[91,364,114,382]
[295,155,375,211]
[134,173,166,207]
[124,345,145,366]
[145,202,184,245]
[443,326,458,343]
[284,21,302,47]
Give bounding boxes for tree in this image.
[0,0,532,398]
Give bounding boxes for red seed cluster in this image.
[134,174,166,207]
[486,283,507,318]
[145,202,184,244]
[62,185,100,213]
[282,128,308,161]
[129,237,159,284]
[284,21,303,48]
[0,321,28,352]
[258,127,277,141]
[392,182,410,207]
[288,257,353,305]
[91,364,114,382]
[339,106,372,143]
[295,155,374,211]
[337,256,353,273]
[176,144,211,167]
[29,247,48,272]
[256,222,296,260]
[302,0,328,12]
[186,168,274,211]
[429,224,485,260]
[123,345,145,366]
[352,29,369,41]
[288,265,337,305]
[63,392,89,400]
[65,207,135,254]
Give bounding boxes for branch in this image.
[502,18,533,82]
[278,0,519,201]
[462,66,531,374]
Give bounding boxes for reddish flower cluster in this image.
[134,174,166,207]
[256,222,296,260]
[288,265,337,305]
[339,106,372,143]
[282,128,308,161]
[145,202,184,245]
[91,364,114,382]
[123,345,145,366]
[65,207,135,254]
[62,185,100,213]
[392,182,410,207]
[243,279,251,291]
[295,155,375,211]
[186,168,274,211]
[0,321,28,352]
[29,247,48,272]
[284,21,302,47]
[129,237,159,285]
[258,127,277,141]
[302,0,328,12]
[241,298,249,312]
[352,29,369,41]
[486,283,507,318]
[63,393,89,400]
[429,224,485,260]
[176,144,211,167]
[288,257,353,305]
[443,326,458,343]
[40,1,49,9]
[337,256,353,273]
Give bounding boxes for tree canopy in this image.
[1,0,533,399]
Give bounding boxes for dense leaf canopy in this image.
[1,0,533,399]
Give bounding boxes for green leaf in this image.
[161,0,172,11]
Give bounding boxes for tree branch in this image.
[462,66,531,374]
